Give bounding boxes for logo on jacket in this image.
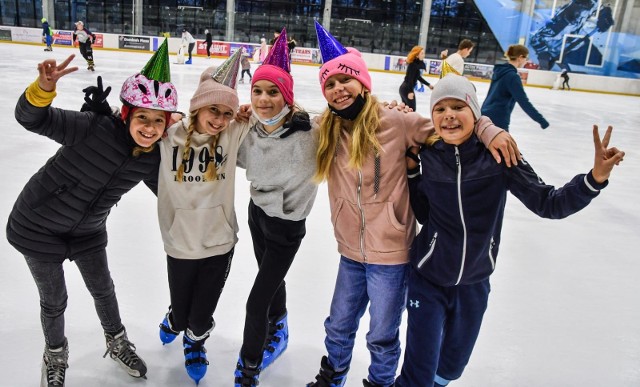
[409,299,420,308]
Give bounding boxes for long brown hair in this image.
[314,93,382,182]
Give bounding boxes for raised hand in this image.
[80,76,112,114]
[591,125,624,183]
[37,54,78,92]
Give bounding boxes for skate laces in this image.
[44,346,68,385]
[103,332,141,367]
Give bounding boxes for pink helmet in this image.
[119,73,178,112]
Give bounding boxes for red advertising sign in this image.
[92,33,104,48]
[197,40,230,56]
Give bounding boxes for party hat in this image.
[210,48,242,88]
[140,39,171,83]
[314,20,348,63]
[262,27,291,73]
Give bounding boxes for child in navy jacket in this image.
[396,74,624,387]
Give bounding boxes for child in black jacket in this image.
[8,41,178,387]
[396,74,624,387]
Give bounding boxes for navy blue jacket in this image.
[408,134,605,286]
[7,93,160,262]
[481,63,549,131]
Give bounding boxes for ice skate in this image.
[185,59,192,65]
[87,64,95,71]
[260,313,288,369]
[41,339,68,387]
[103,328,147,379]
[234,357,260,387]
[159,308,180,344]
[306,356,348,387]
[183,334,209,384]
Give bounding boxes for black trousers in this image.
[187,42,195,60]
[79,42,93,64]
[167,249,234,338]
[240,200,306,362]
[399,81,417,112]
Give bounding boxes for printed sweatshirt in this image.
[157,118,250,259]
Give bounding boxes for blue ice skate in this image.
[183,336,208,385]
[159,309,179,344]
[261,313,288,369]
[234,357,260,387]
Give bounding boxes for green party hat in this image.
[140,39,171,82]
[211,48,242,88]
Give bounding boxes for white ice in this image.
[0,43,639,387]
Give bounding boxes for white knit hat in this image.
[430,74,481,120]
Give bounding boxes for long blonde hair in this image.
[175,111,219,182]
[314,93,382,182]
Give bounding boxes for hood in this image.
[492,63,516,81]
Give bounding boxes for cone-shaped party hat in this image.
[210,48,242,88]
[263,27,291,73]
[140,39,171,82]
[315,20,348,63]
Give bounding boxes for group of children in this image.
[11,21,623,387]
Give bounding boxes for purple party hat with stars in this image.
[262,27,291,73]
[314,20,348,64]
[209,48,242,88]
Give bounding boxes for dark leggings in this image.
[167,250,234,338]
[399,82,417,112]
[240,200,306,363]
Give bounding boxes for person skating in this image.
[396,74,624,387]
[41,18,53,51]
[181,28,196,64]
[7,39,178,387]
[399,45,433,112]
[440,39,474,77]
[481,44,549,131]
[205,29,212,59]
[156,49,249,385]
[72,21,96,71]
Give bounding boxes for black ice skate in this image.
[41,338,69,387]
[103,328,147,379]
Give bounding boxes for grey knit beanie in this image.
[430,74,481,120]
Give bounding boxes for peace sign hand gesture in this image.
[591,125,625,184]
[37,54,78,92]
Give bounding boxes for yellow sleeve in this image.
[25,80,57,107]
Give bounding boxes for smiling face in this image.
[128,108,167,147]
[195,104,234,136]
[323,74,365,110]
[251,80,287,121]
[431,98,475,145]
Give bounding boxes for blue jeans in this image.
[324,256,408,386]
[396,267,490,387]
[25,250,123,349]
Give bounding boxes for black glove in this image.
[280,111,311,139]
[80,76,112,115]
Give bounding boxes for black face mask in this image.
[328,94,366,121]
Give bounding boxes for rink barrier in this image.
[1,26,638,97]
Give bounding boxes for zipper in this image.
[488,237,496,270]
[356,170,367,262]
[417,232,438,268]
[454,147,467,285]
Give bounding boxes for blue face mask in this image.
[252,105,291,127]
[328,94,366,121]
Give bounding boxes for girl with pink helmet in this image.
[7,40,177,386]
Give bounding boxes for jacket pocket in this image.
[168,206,235,252]
[364,201,407,253]
[332,198,361,252]
[417,232,438,269]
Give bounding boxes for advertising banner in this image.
[291,47,320,64]
[11,28,42,43]
[118,35,150,50]
[92,34,104,48]
[52,31,72,46]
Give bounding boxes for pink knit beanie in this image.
[189,66,239,113]
[252,64,294,106]
[318,47,371,97]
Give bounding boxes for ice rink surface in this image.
[0,42,639,386]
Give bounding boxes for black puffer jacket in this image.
[7,93,160,262]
